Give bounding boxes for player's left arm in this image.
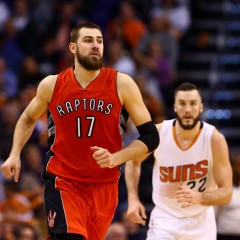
[175,129,233,207]
[91,72,159,168]
[200,129,233,205]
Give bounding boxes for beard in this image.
[176,113,200,130]
[76,47,103,70]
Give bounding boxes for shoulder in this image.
[211,128,226,145]
[117,71,134,82]
[116,72,139,103]
[156,119,174,133]
[37,75,58,102]
[116,72,138,92]
[202,121,215,135]
[38,75,58,88]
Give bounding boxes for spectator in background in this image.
[87,0,121,34]
[133,9,178,70]
[105,1,147,51]
[54,2,76,54]
[35,2,80,74]
[56,46,75,73]
[14,224,39,240]
[17,145,47,238]
[18,83,48,150]
[0,223,16,240]
[14,2,38,56]
[105,39,136,78]
[140,38,176,111]
[0,98,21,160]
[18,56,45,90]
[37,38,60,75]
[0,56,18,99]
[150,0,191,40]
[215,155,240,240]
[18,84,37,110]
[116,202,147,240]
[135,73,166,123]
[1,181,42,227]
[70,0,89,24]
[30,0,53,39]
[12,0,29,32]
[20,143,44,193]
[105,222,128,240]
[0,18,24,74]
[0,1,10,31]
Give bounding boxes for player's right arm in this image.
[1,75,57,182]
[125,158,147,226]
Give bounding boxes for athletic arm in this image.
[199,129,233,205]
[125,153,152,201]
[125,123,161,201]
[125,124,161,224]
[125,157,148,225]
[1,75,56,182]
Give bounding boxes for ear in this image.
[69,42,76,53]
[200,103,204,113]
[174,103,177,112]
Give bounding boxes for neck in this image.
[73,64,101,87]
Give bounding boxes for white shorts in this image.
[147,206,216,240]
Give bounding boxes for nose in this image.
[185,104,192,112]
[92,41,99,49]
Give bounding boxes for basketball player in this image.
[125,82,233,239]
[1,23,159,240]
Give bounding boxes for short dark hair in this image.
[174,82,202,100]
[70,22,102,43]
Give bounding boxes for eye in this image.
[179,102,186,106]
[190,102,197,106]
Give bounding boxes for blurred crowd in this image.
[0,0,239,240]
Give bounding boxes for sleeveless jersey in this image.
[152,119,216,217]
[45,67,125,183]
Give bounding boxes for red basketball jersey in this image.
[46,67,125,183]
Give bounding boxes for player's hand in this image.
[91,146,116,168]
[174,186,201,207]
[1,156,21,182]
[127,199,147,226]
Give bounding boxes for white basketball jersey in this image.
[152,119,216,218]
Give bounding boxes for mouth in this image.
[183,115,193,121]
[90,52,100,57]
